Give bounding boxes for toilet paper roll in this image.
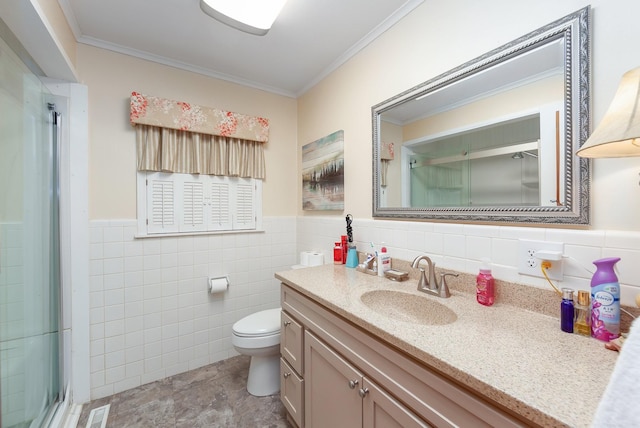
[300,251,310,266]
[308,252,324,267]
[300,251,324,267]
[209,276,229,294]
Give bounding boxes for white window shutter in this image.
[233,178,256,230]
[139,172,261,236]
[147,174,179,234]
[180,176,206,232]
[209,180,232,231]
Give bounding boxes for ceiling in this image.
[58,0,424,98]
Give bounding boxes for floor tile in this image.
[77,355,291,428]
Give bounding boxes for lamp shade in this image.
[576,67,640,158]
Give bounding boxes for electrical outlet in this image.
[517,239,564,280]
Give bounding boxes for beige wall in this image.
[34,0,76,66]
[298,0,640,230]
[34,0,640,230]
[75,44,298,219]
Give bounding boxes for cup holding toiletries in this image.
[346,247,358,268]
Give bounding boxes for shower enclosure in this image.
[406,115,542,207]
[0,32,65,427]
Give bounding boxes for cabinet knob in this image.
[283,321,291,327]
[358,387,370,398]
[283,372,291,379]
[348,379,359,389]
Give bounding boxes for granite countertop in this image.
[275,263,619,428]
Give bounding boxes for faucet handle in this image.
[416,267,428,289]
[438,272,458,298]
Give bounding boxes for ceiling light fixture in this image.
[200,0,288,36]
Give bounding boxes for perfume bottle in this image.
[560,288,574,333]
[574,290,591,336]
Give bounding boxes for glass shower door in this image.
[0,34,63,428]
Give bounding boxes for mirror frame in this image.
[372,7,590,225]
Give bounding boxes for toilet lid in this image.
[232,308,281,337]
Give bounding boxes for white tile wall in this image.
[296,216,640,307]
[88,217,297,399]
[0,223,23,340]
[85,214,640,399]
[0,223,26,426]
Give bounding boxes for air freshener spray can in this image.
[590,257,621,342]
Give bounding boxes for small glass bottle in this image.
[574,290,591,336]
[333,242,342,264]
[560,288,575,333]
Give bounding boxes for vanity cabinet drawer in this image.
[281,357,304,428]
[281,310,303,374]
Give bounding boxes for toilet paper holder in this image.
[209,275,230,293]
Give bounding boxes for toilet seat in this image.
[232,308,281,337]
[232,331,280,349]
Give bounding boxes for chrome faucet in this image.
[411,255,458,298]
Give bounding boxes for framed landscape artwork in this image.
[302,130,344,211]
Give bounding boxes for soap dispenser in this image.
[377,244,391,276]
[476,258,495,306]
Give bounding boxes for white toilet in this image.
[232,308,282,396]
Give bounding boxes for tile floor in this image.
[77,355,292,427]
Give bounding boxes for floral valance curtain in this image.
[130,92,269,141]
[130,92,267,179]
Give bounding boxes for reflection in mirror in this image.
[406,114,545,207]
[373,7,590,224]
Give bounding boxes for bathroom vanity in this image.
[276,264,618,428]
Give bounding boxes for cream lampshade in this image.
[577,67,640,158]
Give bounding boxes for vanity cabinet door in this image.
[281,357,304,428]
[362,378,431,428]
[304,331,363,428]
[281,310,303,374]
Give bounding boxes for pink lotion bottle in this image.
[476,258,495,306]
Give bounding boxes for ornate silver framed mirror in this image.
[372,7,590,224]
